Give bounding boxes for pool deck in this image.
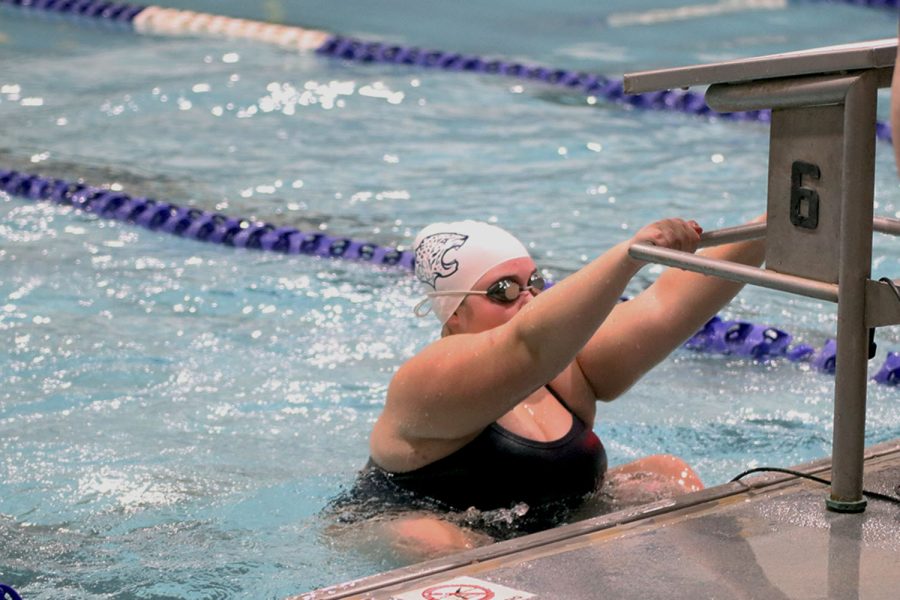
[298,438,900,600]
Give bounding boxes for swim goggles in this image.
[414,271,546,317]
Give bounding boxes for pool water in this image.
[1,0,899,597]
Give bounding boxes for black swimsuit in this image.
[327,385,607,538]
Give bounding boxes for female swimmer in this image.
[331,217,765,560]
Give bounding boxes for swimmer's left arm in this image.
[576,216,766,401]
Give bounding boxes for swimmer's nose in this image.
[518,289,536,307]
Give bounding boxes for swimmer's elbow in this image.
[579,358,639,402]
[591,381,631,403]
[597,381,636,402]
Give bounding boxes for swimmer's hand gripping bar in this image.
[631,217,900,310]
[630,221,840,302]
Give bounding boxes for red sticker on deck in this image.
[391,575,535,600]
[421,583,494,599]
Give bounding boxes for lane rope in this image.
[0,169,414,269]
[3,1,898,382]
[0,584,21,600]
[4,167,900,386]
[0,0,894,143]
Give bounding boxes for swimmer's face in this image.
[447,257,541,334]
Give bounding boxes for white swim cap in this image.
[413,220,531,323]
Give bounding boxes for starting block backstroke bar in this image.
[625,37,898,513]
[640,216,900,304]
[632,234,840,303]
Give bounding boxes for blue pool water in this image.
[1,0,899,597]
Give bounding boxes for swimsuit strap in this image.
[544,383,578,418]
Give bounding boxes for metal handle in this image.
[628,242,839,302]
[698,221,767,248]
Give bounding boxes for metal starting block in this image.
[624,38,897,512]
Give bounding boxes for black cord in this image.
[730,467,900,505]
[878,277,900,303]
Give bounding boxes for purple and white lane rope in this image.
[1,0,894,142]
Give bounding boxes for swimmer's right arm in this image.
[381,218,701,441]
